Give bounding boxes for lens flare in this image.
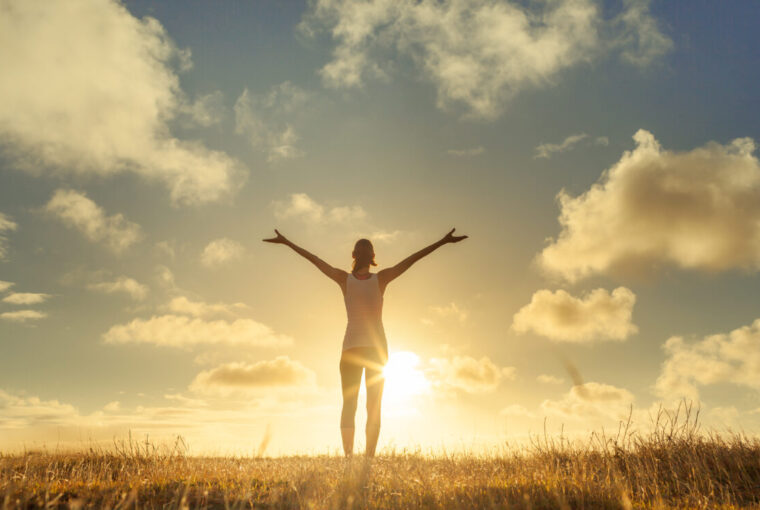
[382,351,431,404]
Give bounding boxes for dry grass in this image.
[2,402,760,509]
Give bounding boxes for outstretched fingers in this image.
[262,229,286,243]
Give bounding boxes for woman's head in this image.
[352,238,376,272]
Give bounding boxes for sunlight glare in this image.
[382,351,431,404]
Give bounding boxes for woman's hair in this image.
[351,238,377,272]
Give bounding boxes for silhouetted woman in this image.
[263,228,468,456]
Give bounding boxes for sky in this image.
[1,0,759,456]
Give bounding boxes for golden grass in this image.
[2,402,760,509]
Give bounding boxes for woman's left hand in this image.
[441,228,468,244]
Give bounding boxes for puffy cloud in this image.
[166,296,248,318]
[448,146,485,157]
[156,265,176,289]
[273,193,366,224]
[0,213,18,261]
[183,91,225,127]
[0,310,47,323]
[234,82,309,162]
[45,189,141,253]
[201,238,244,267]
[368,229,403,243]
[0,387,333,455]
[0,214,16,232]
[541,382,635,421]
[654,319,760,401]
[2,292,51,305]
[612,0,674,67]
[428,355,515,393]
[60,269,148,300]
[102,314,292,348]
[0,389,78,428]
[88,276,148,301]
[428,302,469,324]
[190,356,317,394]
[0,281,13,293]
[511,287,637,343]
[0,0,245,204]
[537,374,565,385]
[154,241,176,259]
[705,406,740,429]
[300,0,670,119]
[539,130,760,282]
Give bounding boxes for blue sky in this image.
[1,0,759,455]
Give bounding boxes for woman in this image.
[262,228,468,457]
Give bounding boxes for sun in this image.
[382,351,431,404]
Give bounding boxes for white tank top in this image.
[342,273,387,352]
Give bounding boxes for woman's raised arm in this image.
[263,229,347,286]
[378,228,468,290]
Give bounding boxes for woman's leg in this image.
[339,353,363,456]
[364,347,386,457]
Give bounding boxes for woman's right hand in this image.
[263,229,290,245]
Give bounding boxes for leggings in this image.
[340,346,387,428]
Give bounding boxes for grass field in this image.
[2,403,760,509]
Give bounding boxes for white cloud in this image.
[166,296,248,318]
[0,389,78,427]
[183,91,225,127]
[45,189,141,253]
[234,83,309,162]
[0,387,333,455]
[654,319,760,401]
[0,0,245,205]
[534,133,588,159]
[595,136,610,146]
[155,265,176,289]
[612,0,674,67]
[368,229,403,244]
[103,401,121,412]
[0,213,18,261]
[0,281,13,293]
[0,214,16,232]
[300,0,670,119]
[190,356,317,395]
[705,405,740,429]
[201,238,244,267]
[541,382,635,421]
[428,302,469,324]
[428,355,515,393]
[154,241,176,259]
[537,374,565,385]
[0,310,47,323]
[2,292,51,305]
[273,193,367,224]
[534,133,611,159]
[538,130,760,282]
[448,146,485,157]
[512,287,637,343]
[102,315,292,348]
[88,276,148,301]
